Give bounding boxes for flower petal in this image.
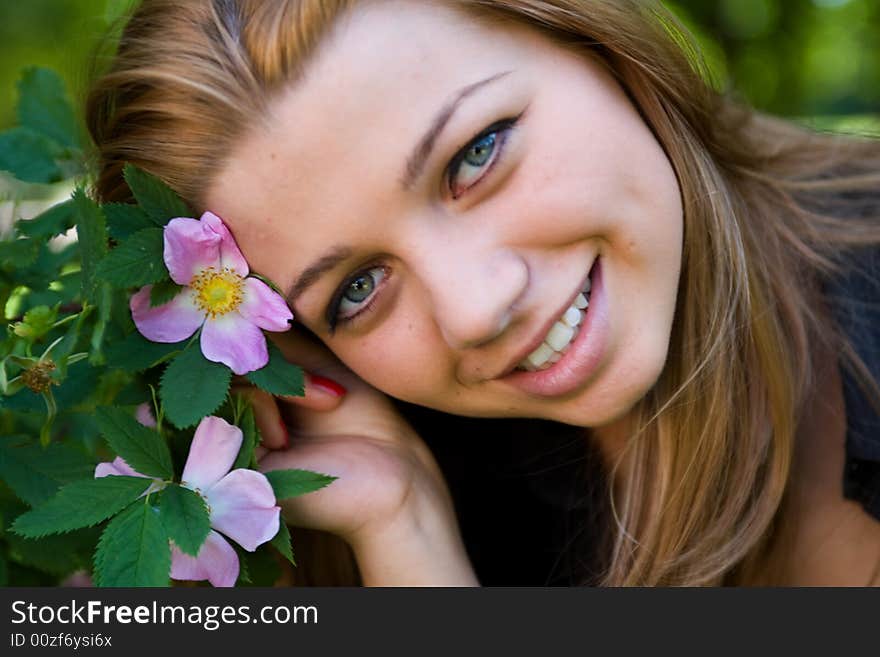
[205,469,280,552]
[181,416,243,492]
[200,312,268,375]
[163,216,222,285]
[135,403,157,428]
[170,530,239,588]
[95,456,142,478]
[201,211,249,277]
[238,277,293,332]
[130,286,203,343]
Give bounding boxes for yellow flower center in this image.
[191,267,244,318]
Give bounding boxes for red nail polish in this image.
[307,373,347,397]
[278,418,290,448]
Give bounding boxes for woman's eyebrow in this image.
[286,70,514,310]
[399,69,513,191]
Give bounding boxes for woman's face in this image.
[206,0,683,429]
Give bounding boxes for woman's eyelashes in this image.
[446,116,520,199]
[325,115,522,333]
[326,265,388,333]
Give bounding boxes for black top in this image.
[825,243,880,521]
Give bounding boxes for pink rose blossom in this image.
[130,211,293,375]
[96,415,280,588]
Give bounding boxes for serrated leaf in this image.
[270,521,296,566]
[232,402,258,470]
[17,67,80,149]
[0,440,95,507]
[241,548,280,587]
[265,469,337,500]
[105,331,188,373]
[16,198,76,239]
[11,476,155,538]
[160,346,232,428]
[123,164,191,225]
[150,279,183,307]
[96,228,167,288]
[93,500,170,587]
[103,202,156,240]
[245,341,304,397]
[158,485,210,557]
[73,187,108,304]
[0,127,62,183]
[95,407,174,479]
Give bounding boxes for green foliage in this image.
[123,164,191,225]
[16,67,81,149]
[105,331,188,373]
[0,439,95,507]
[93,500,170,587]
[270,522,296,567]
[96,227,167,288]
[265,469,337,500]
[158,485,210,557]
[149,279,183,308]
[72,187,109,305]
[95,407,174,479]
[11,476,155,538]
[245,341,305,398]
[160,345,232,429]
[0,127,61,182]
[103,203,156,240]
[232,401,259,470]
[15,199,77,239]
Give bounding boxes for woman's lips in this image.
[498,257,608,397]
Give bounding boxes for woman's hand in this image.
[239,328,479,586]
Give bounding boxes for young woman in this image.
[86,0,880,586]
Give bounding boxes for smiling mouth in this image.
[515,265,594,372]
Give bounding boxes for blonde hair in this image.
[86,0,880,585]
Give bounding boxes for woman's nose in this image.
[422,247,529,350]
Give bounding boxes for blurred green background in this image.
[0,0,878,131]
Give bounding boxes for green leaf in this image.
[73,187,109,304]
[0,237,41,268]
[93,500,170,587]
[232,402,258,470]
[265,469,337,500]
[96,228,167,288]
[11,476,155,538]
[6,528,100,576]
[95,407,174,479]
[160,345,232,428]
[270,522,296,566]
[17,67,80,149]
[105,331,188,373]
[0,440,95,507]
[245,341,304,397]
[123,164,191,225]
[103,202,156,240]
[150,279,183,308]
[0,127,62,183]
[16,198,76,239]
[158,485,210,557]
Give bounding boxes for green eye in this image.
[344,273,375,303]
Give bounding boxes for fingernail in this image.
[307,373,347,397]
[279,418,290,448]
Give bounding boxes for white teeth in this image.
[574,293,589,310]
[562,306,581,327]
[545,322,574,351]
[524,342,555,369]
[548,352,562,364]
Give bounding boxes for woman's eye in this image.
[446,118,518,199]
[327,265,387,330]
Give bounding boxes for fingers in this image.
[283,372,347,412]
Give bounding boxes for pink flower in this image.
[96,415,280,588]
[130,211,293,375]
